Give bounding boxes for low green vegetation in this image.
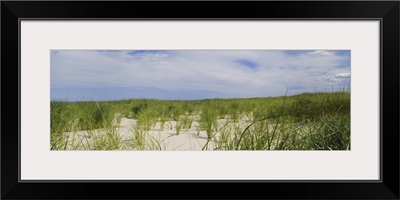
[50,91,350,150]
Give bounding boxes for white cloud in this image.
[335,72,351,78]
[323,72,351,82]
[308,50,334,56]
[51,50,350,100]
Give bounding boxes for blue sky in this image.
[51,50,350,101]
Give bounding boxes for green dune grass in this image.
[50,91,350,150]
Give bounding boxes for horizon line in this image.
[50,90,350,103]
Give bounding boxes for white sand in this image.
[60,117,244,151]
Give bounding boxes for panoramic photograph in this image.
[50,50,350,151]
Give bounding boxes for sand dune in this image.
[61,117,224,151]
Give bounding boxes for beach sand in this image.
[59,117,238,151]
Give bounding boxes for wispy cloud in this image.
[51,50,350,101]
[308,50,334,56]
[335,73,351,78]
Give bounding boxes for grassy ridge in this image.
[50,92,350,150]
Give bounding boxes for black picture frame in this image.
[2,1,399,199]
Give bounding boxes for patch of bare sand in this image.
[61,117,220,150]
